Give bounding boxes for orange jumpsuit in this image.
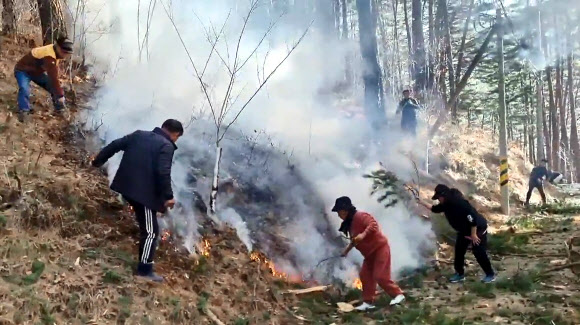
[350,211,403,303]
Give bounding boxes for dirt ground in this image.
[1,32,580,325]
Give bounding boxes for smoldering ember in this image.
[1,0,580,324]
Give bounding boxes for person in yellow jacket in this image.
[14,37,73,122]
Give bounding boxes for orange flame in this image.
[250,251,288,279]
[200,239,211,257]
[161,230,171,242]
[353,278,363,290]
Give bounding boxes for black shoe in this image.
[18,111,30,123]
[137,272,164,283]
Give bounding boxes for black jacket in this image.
[529,166,549,184]
[431,198,487,236]
[92,127,177,212]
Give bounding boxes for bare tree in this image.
[411,0,426,90]
[2,0,17,35]
[161,0,311,216]
[37,0,68,44]
[356,0,386,132]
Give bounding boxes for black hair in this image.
[346,205,357,218]
[56,36,73,53]
[403,89,410,93]
[161,119,184,135]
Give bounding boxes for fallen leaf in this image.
[337,302,355,313]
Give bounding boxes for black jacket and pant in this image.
[92,127,177,275]
[525,166,549,205]
[432,198,494,277]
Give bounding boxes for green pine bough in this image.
[363,169,413,208]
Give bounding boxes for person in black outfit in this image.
[525,159,550,207]
[418,184,496,283]
[396,89,421,136]
[92,119,183,282]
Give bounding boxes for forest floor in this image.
[1,33,580,325]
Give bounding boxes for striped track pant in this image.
[128,200,159,265]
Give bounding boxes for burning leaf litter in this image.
[250,251,289,279]
[353,278,363,290]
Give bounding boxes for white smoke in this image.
[220,208,253,251]
[73,0,435,282]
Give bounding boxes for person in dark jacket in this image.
[14,36,73,122]
[91,119,183,282]
[418,184,496,283]
[525,159,550,207]
[396,89,421,136]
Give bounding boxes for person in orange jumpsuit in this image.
[332,196,405,311]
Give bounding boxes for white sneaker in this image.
[390,294,405,306]
[354,302,376,311]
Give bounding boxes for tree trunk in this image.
[558,59,569,174]
[543,108,551,167]
[340,0,348,39]
[427,0,435,89]
[546,66,559,169]
[2,0,17,35]
[428,25,497,138]
[37,0,68,45]
[568,54,580,181]
[439,0,456,119]
[376,0,391,95]
[392,1,402,90]
[316,0,336,37]
[411,0,427,91]
[356,0,386,132]
[403,0,413,64]
[455,0,475,84]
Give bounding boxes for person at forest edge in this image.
[14,36,73,122]
[525,159,550,207]
[417,185,496,284]
[334,196,405,311]
[396,89,421,136]
[91,119,183,282]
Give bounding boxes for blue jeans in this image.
[14,70,63,112]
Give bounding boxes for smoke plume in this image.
[73,0,434,283]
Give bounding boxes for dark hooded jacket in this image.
[92,127,176,212]
[431,195,488,236]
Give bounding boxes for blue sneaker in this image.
[449,273,465,283]
[481,274,496,283]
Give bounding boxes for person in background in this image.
[417,185,496,284]
[14,36,73,122]
[396,89,421,136]
[91,119,183,282]
[333,196,405,311]
[525,159,551,208]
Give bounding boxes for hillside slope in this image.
[0,35,301,325]
[1,33,580,325]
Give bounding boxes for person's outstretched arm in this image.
[92,133,134,167]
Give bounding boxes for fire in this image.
[200,239,211,257]
[353,278,363,290]
[250,251,288,279]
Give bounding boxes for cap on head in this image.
[161,119,184,136]
[331,196,353,212]
[56,36,74,54]
[432,184,450,200]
